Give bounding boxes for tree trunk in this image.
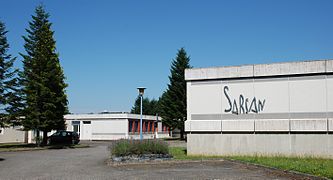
[42,131,48,146]
[35,130,40,147]
[180,127,185,140]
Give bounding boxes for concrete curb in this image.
[106,158,224,167]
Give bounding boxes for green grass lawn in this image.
[169,147,333,179]
[169,147,189,160]
[228,155,333,179]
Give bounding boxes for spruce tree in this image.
[131,96,159,115]
[21,5,68,145]
[0,21,23,127]
[159,48,191,139]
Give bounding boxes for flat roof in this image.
[64,113,160,121]
[185,59,333,81]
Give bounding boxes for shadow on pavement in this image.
[0,158,5,161]
[47,145,76,149]
[0,143,36,149]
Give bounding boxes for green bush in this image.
[110,139,169,156]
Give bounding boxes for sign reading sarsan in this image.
[223,86,266,115]
[185,60,333,158]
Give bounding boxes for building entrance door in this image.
[72,121,80,134]
[81,121,92,140]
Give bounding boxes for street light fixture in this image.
[137,87,146,140]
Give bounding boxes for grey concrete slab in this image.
[327,60,333,72]
[187,134,333,158]
[185,59,333,81]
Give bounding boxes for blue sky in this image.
[1,0,333,113]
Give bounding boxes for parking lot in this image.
[0,141,320,180]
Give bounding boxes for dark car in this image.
[47,130,80,145]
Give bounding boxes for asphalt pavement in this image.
[0,141,322,180]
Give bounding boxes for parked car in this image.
[47,130,80,145]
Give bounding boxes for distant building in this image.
[0,113,170,143]
[64,113,170,140]
[185,59,333,158]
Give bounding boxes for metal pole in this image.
[140,95,143,141]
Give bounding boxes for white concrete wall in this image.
[158,122,162,132]
[327,75,333,113]
[188,82,222,118]
[0,127,25,143]
[187,134,333,158]
[185,60,333,157]
[66,121,73,131]
[186,74,332,133]
[91,119,128,140]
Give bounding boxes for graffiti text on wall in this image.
[224,86,266,115]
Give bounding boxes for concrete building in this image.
[64,113,170,140]
[0,113,170,143]
[185,59,333,158]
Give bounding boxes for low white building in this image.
[0,113,170,143]
[64,112,170,140]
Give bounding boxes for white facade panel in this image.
[289,77,326,113]
[189,82,222,115]
[327,60,333,72]
[92,119,127,134]
[253,79,289,113]
[290,119,327,132]
[222,120,254,132]
[327,75,333,112]
[187,82,192,121]
[255,120,289,132]
[81,122,92,140]
[190,120,221,132]
[185,120,191,132]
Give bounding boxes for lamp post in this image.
[137,87,146,141]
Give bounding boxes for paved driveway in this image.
[0,142,320,180]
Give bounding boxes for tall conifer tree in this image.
[159,48,191,139]
[0,21,22,127]
[21,5,68,145]
[131,96,159,115]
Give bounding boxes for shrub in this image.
[110,139,169,156]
